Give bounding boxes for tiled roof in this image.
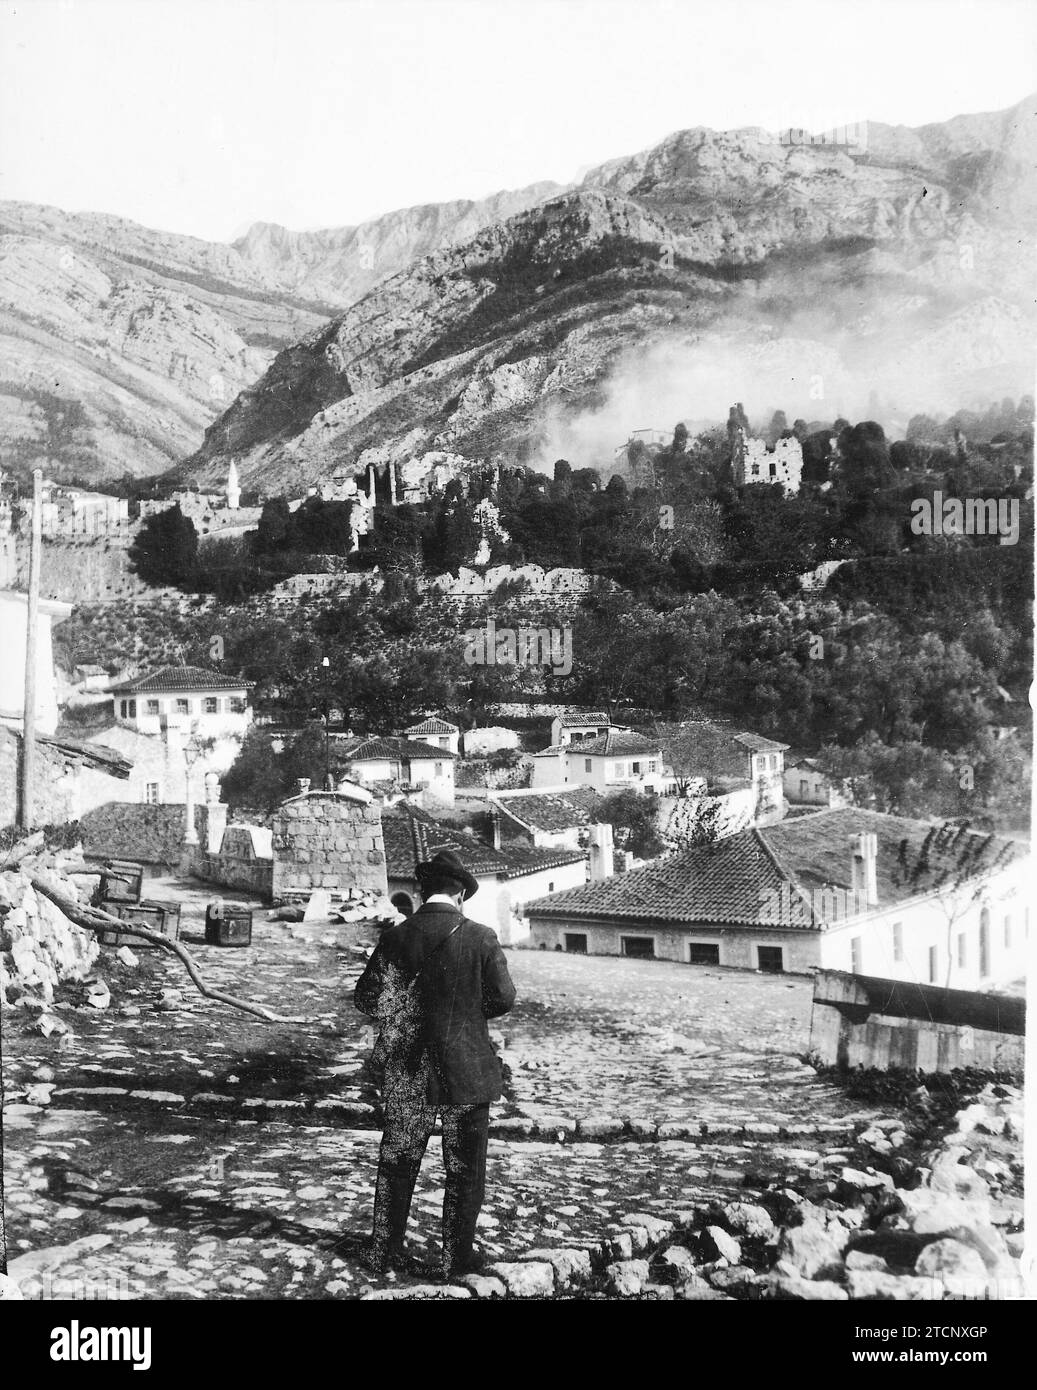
[557,710,612,727]
[526,808,1025,929]
[531,744,566,758]
[404,718,459,736]
[382,804,508,880]
[526,831,800,927]
[570,730,661,757]
[343,736,458,762]
[110,666,252,694]
[493,787,603,834]
[759,808,1024,909]
[499,845,587,879]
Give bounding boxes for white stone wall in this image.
[1,870,99,1002]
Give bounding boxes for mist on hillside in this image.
[529,297,1034,475]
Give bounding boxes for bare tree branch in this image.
[29,876,310,1025]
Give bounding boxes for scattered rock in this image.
[914,1238,988,1284]
[723,1202,775,1239]
[464,1274,507,1298]
[847,1271,937,1300]
[116,947,139,967]
[656,1246,696,1279]
[606,1259,650,1297]
[701,1226,742,1264]
[487,1261,554,1298]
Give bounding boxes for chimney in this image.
[850,832,878,908]
[490,810,502,851]
[296,777,311,796]
[588,822,614,881]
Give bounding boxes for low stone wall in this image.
[809,970,1026,1074]
[194,852,273,899]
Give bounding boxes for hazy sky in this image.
[1,0,1034,242]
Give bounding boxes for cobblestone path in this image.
[3,881,898,1300]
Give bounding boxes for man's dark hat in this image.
[416,849,479,901]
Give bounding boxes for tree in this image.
[254,496,291,552]
[127,505,198,587]
[597,788,665,859]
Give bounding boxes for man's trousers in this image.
[372,1061,490,1275]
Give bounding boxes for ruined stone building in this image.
[732,428,803,492]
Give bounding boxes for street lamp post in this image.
[321,655,331,790]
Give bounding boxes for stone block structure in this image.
[270,783,388,902]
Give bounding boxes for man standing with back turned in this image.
[354,849,516,1280]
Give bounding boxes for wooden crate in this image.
[98,899,181,949]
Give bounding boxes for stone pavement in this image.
[2,878,903,1300]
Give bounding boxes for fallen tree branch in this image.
[30,876,311,1025]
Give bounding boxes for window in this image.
[688,943,720,966]
[203,697,219,714]
[892,922,903,962]
[928,945,938,984]
[564,933,587,954]
[229,696,246,713]
[1003,915,1011,948]
[979,908,990,977]
[648,760,657,773]
[119,700,127,718]
[631,761,641,774]
[434,762,443,777]
[850,937,862,973]
[144,783,159,805]
[621,936,655,959]
[584,759,592,773]
[547,882,554,892]
[757,945,784,973]
[119,699,137,718]
[958,934,967,968]
[146,699,160,716]
[176,698,190,715]
[799,779,809,798]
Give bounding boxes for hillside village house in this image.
[488,786,604,850]
[0,588,72,736]
[76,666,253,812]
[549,710,629,747]
[661,722,789,832]
[109,666,253,737]
[531,729,668,793]
[338,735,457,806]
[783,755,849,808]
[403,717,460,755]
[382,802,585,944]
[526,807,1029,991]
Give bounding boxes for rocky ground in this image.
[1,877,1025,1301]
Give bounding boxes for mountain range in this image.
[1,95,1033,491]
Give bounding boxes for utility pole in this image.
[321,655,331,789]
[19,468,42,828]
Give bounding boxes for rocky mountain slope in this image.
[0,182,562,482]
[173,96,1036,497]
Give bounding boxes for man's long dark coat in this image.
[354,902,517,1105]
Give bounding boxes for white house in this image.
[549,710,629,747]
[339,735,457,806]
[108,666,253,738]
[783,755,849,808]
[382,802,585,944]
[527,807,1029,989]
[531,729,667,793]
[403,717,461,756]
[0,589,73,736]
[488,786,604,850]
